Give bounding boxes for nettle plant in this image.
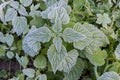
[0,0,120,80]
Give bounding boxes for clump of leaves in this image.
[0,0,120,80]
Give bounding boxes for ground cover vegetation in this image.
[0,0,120,80]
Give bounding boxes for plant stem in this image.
[94,66,99,79]
[103,65,111,73]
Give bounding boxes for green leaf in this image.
[10,46,17,50]
[34,54,47,69]
[30,16,44,28]
[23,26,41,57]
[16,54,29,68]
[62,28,86,43]
[25,27,52,43]
[41,0,71,19]
[0,32,5,43]
[96,13,111,29]
[44,0,57,8]
[21,56,29,68]
[12,16,27,36]
[97,71,120,80]
[30,4,40,11]
[6,51,14,59]
[0,45,5,57]
[47,45,78,73]
[47,44,67,73]
[52,15,62,33]
[0,1,10,23]
[18,5,28,16]
[17,40,22,50]
[48,7,70,24]
[23,39,41,57]
[35,74,47,80]
[23,27,52,57]
[29,4,41,18]
[9,1,19,9]
[73,23,92,50]
[85,48,107,66]
[20,0,32,7]
[58,49,79,73]
[115,43,120,60]
[63,58,85,80]
[73,0,85,10]
[5,34,14,46]
[73,23,109,50]
[53,37,62,53]
[108,62,120,72]
[5,8,17,22]
[22,68,35,78]
[0,70,7,78]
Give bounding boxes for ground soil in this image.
[0,59,20,80]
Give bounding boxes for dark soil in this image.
[0,59,20,80]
